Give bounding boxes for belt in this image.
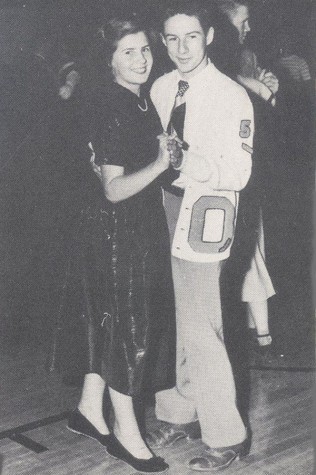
[163,184,184,197]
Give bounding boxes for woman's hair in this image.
[84,14,154,90]
[97,15,150,66]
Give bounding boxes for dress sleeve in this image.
[94,111,129,167]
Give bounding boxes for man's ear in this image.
[160,33,167,47]
[206,27,214,46]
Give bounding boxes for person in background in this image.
[276,32,311,84]
[49,14,176,473]
[272,30,313,159]
[58,63,80,100]
[214,0,277,358]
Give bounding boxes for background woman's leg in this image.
[247,301,272,346]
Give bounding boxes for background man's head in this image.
[160,0,215,78]
[217,0,250,44]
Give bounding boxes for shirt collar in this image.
[175,59,215,88]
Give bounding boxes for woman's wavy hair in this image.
[97,15,153,66]
[87,14,156,87]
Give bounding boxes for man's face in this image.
[162,14,213,79]
[228,4,250,44]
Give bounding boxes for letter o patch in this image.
[188,196,235,254]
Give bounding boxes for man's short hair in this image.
[216,0,250,17]
[159,0,215,35]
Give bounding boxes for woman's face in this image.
[111,31,153,93]
[228,4,251,45]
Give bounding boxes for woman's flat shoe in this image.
[106,434,169,473]
[67,409,110,447]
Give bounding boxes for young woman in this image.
[49,15,175,473]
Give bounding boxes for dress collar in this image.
[98,81,148,115]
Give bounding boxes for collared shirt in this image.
[151,60,254,262]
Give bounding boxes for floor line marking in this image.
[0,411,70,440]
[9,433,49,453]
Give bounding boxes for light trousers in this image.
[155,191,246,448]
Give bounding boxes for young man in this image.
[148,1,254,471]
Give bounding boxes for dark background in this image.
[0,0,314,365]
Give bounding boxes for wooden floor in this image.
[0,344,314,475]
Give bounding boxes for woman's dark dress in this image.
[49,83,176,396]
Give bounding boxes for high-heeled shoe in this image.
[67,409,111,447]
[106,433,169,473]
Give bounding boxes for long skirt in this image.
[47,205,176,396]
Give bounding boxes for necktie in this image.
[164,80,189,194]
[168,80,189,141]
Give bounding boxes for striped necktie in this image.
[164,80,189,195]
[168,80,189,141]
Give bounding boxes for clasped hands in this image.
[89,133,190,182]
[157,132,189,170]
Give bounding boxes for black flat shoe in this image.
[106,434,169,473]
[67,409,110,447]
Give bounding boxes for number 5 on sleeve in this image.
[239,120,251,138]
